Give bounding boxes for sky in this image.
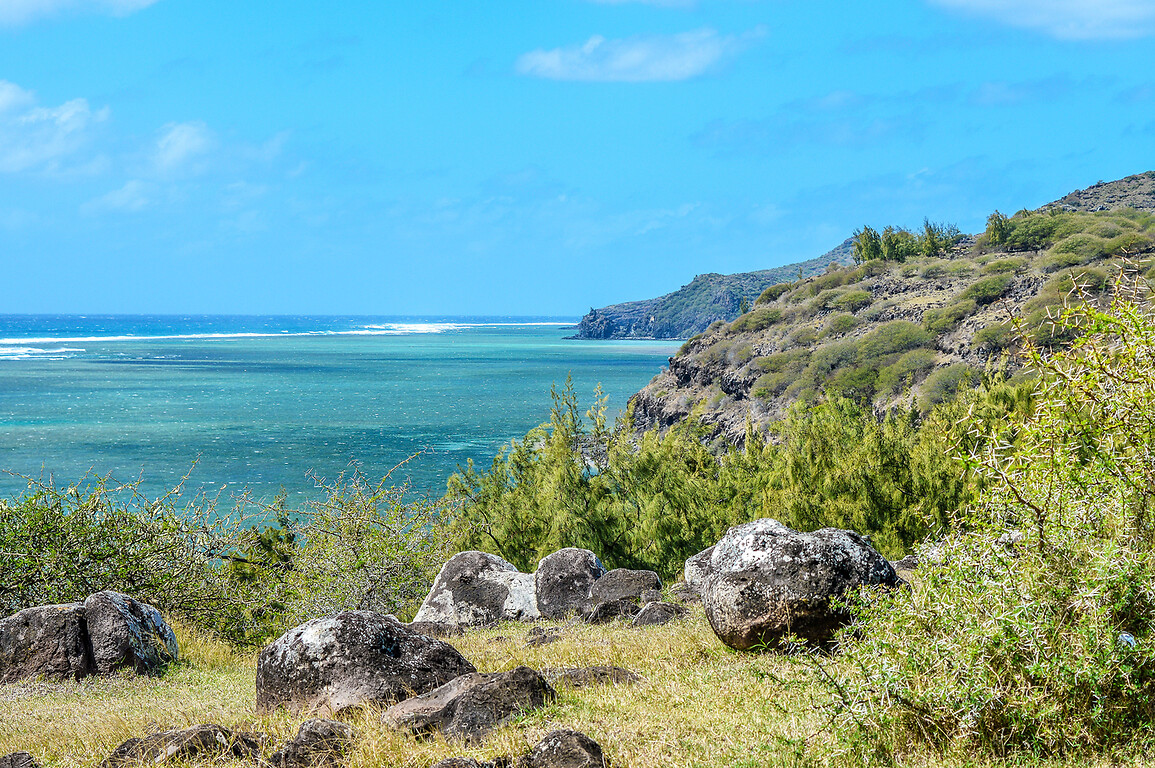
[1,0,1153,316]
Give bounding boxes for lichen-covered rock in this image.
[515,730,605,768]
[385,666,555,743]
[587,569,661,605]
[666,582,701,604]
[256,611,476,715]
[0,603,92,683]
[84,591,179,675]
[535,549,606,620]
[583,598,640,624]
[269,719,356,768]
[415,552,539,627]
[684,546,714,591]
[632,601,687,627]
[99,725,261,767]
[0,752,41,768]
[704,518,899,650]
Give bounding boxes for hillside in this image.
[570,241,854,339]
[632,174,1155,446]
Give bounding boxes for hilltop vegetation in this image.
[632,205,1155,445]
[570,241,853,339]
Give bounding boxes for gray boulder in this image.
[535,549,606,620]
[0,753,40,768]
[0,603,92,683]
[666,582,701,604]
[704,519,899,650]
[256,611,476,715]
[384,666,555,743]
[269,719,356,768]
[684,546,714,591]
[415,552,539,626]
[587,569,661,605]
[99,725,261,767]
[632,601,687,627]
[84,591,179,675]
[583,598,640,624]
[515,730,605,768]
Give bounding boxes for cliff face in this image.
[571,241,855,340]
[628,173,1155,447]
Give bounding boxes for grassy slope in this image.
[2,612,1148,768]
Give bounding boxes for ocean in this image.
[0,316,679,502]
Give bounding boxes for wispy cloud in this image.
[81,179,152,214]
[927,0,1155,40]
[153,121,213,174]
[0,80,107,173]
[516,27,764,82]
[0,0,159,27]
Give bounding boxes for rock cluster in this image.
[431,729,606,768]
[0,591,178,683]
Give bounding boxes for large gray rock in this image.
[269,719,356,768]
[684,546,714,591]
[515,730,605,768]
[535,549,606,620]
[256,611,476,715]
[0,753,41,768]
[0,603,92,683]
[704,519,900,650]
[587,569,661,605]
[99,725,261,767]
[414,552,539,626]
[385,666,555,743]
[84,591,179,675]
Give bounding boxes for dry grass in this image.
[1,610,1150,768]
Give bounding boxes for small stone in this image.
[99,725,261,767]
[541,665,640,688]
[632,601,687,627]
[269,719,356,768]
[516,730,605,768]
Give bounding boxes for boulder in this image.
[632,601,687,627]
[535,549,606,620]
[666,582,701,604]
[0,603,92,683]
[684,546,714,591]
[256,611,476,715]
[0,753,40,768]
[703,519,899,650]
[99,725,261,767]
[269,719,356,768]
[583,598,640,624]
[515,730,605,768]
[83,591,179,676]
[414,552,539,627]
[385,666,555,743]
[587,569,661,605]
[541,665,640,688]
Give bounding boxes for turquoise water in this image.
[0,316,679,501]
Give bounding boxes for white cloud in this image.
[0,0,159,27]
[0,80,106,173]
[81,179,151,214]
[928,0,1155,40]
[516,27,763,82]
[153,121,213,174]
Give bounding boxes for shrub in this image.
[923,299,976,334]
[824,312,860,337]
[756,282,791,304]
[920,263,947,279]
[961,274,1014,305]
[877,348,937,396]
[786,326,819,348]
[1050,233,1107,262]
[917,362,983,411]
[818,287,1155,760]
[832,289,874,312]
[972,321,1014,352]
[729,307,783,333]
[981,256,1027,274]
[857,321,934,364]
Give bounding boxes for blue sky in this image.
[1,0,1153,315]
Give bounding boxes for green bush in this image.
[819,289,1155,760]
[918,362,983,412]
[857,321,934,364]
[923,299,976,334]
[824,313,860,337]
[756,282,792,304]
[730,307,783,333]
[1051,232,1107,262]
[961,274,1014,305]
[786,326,819,348]
[972,321,1015,352]
[877,348,937,396]
[981,256,1027,274]
[832,289,874,312]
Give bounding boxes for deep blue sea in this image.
[0,316,679,502]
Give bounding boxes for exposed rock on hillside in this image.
[1044,171,1155,214]
[571,241,854,340]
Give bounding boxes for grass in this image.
[2,610,1154,768]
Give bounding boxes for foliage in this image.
[815,278,1155,761]
[960,274,1014,305]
